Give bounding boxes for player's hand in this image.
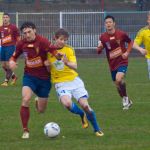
[97,47,103,54]
[97,40,103,54]
[55,52,64,60]
[122,52,129,59]
[9,60,17,70]
[44,60,51,72]
[62,54,68,65]
[139,48,147,56]
[44,60,50,66]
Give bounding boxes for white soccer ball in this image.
[44,122,60,138]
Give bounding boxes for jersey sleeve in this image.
[10,41,23,61]
[41,38,57,55]
[134,29,143,46]
[123,32,131,43]
[13,25,20,41]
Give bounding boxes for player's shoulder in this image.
[116,29,127,34]
[62,45,75,55]
[99,32,108,40]
[64,44,75,52]
[16,39,24,47]
[138,26,149,33]
[36,34,49,43]
[10,24,18,29]
[65,44,73,49]
[100,32,107,37]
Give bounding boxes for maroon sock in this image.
[20,106,30,132]
[119,82,127,97]
[2,66,8,73]
[6,69,13,81]
[117,87,123,97]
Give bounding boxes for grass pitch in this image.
[0,57,150,150]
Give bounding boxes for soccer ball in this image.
[44,122,60,138]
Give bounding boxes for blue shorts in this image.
[0,45,16,61]
[111,66,128,81]
[23,74,51,98]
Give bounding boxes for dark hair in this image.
[3,12,10,17]
[20,22,36,31]
[104,15,115,22]
[55,28,69,39]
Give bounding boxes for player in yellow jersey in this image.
[47,28,104,137]
[133,11,150,78]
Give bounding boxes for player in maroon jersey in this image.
[9,22,57,139]
[0,13,20,86]
[97,15,133,110]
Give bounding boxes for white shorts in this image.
[54,77,89,101]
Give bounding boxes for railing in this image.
[9,11,148,50]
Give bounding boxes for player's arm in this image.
[133,29,147,55]
[63,54,77,70]
[14,25,21,43]
[96,36,104,54]
[62,48,77,70]
[43,39,63,60]
[49,44,64,60]
[133,42,147,56]
[44,59,51,73]
[122,33,133,59]
[122,41,133,59]
[9,41,23,70]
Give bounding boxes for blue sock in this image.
[86,110,101,132]
[69,102,84,117]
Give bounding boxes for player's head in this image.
[104,15,116,32]
[54,28,69,48]
[20,22,36,42]
[147,11,150,27]
[3,12,10,25]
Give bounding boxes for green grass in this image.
[0,57,150,150]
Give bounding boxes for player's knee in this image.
[82,104,91,113]
[22,97,30,106]
[115,78,122,85]
[62,101,72,109]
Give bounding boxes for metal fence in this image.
[10,11,148,51]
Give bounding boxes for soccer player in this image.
[133,11,149,78]
[47,28,104,137]
[0,13,20,86]
[9,22,57,139]
[97,15,133,110]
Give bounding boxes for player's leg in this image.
[146,58,150,79]
[1,46,17,86]
[20,74,36,139]
[60,94,85,119]
[55,81,84,118]
[8,45,18,85]
[20,86,33,139]
[78,97,104,136]
[114,66,132,110]
[1,61,10,86]
[1,47,10,86]
[73,77,103,136]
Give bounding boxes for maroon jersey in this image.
[12,34,53,79]
[99,29,131,71]
[0,24,20,46]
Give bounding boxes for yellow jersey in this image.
[48,45,78,83]
[134,26,150,59]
